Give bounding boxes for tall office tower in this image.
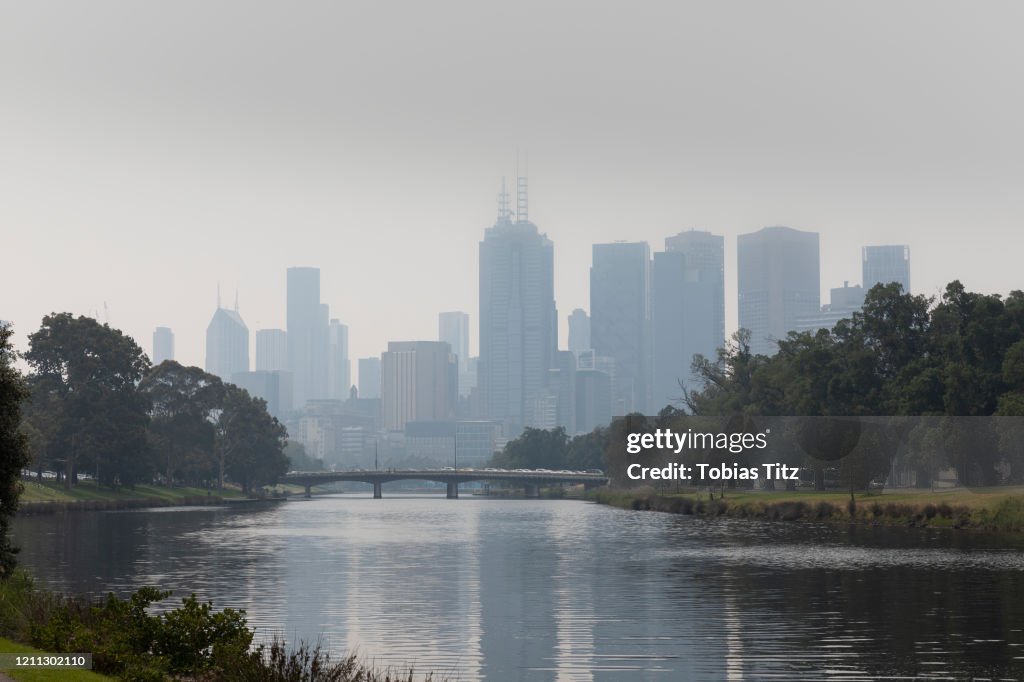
[152,327,174,364]
[567,308,590,358]
[255,329,288,371]
[665,230,726,349]
[328,319,350,400]
[478,179,557,434]
[205,307,249,381]
[590,242,651,415]
[652,230,725,410]
[863,245,911,294]
[438,311,471,397]
[737,226,820,356]
[287,267,329,408]
[380,341,458,431]
[358,356,381,399]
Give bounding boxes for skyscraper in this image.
[652,230,725,409]
[380,341,458,431]
[737,226,820,356]
[590,241,651,415]
[478,179,557,434]
[328,319,350,400]
[567,308,590,358]
[255,329,288,371]
[438,311,470,397]
[287,267,329,408]
[358,356,381,400]
[665,230,726,349]
[205,307,249,381]
[152,326,174,364]
[863,245,911,294]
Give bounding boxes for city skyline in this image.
[5,2,1023,370]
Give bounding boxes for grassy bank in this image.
[590,486,1024,532]
[16,479,249,515]
[0,638,114,681]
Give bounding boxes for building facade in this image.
[380,341,458,432]
[152,326,174,365]
[590,241,651,415]
[652,230,725,410]
[863,245,911,294]
[737,226,820,356]
[205,308,249,381]
[287,267,329,408]
[255,329,288,371]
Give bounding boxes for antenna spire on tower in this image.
[516,175,528,224]
[497,177,511,221]
[234,288,239,312]
[515,150,528,223]
[217,282,222,309]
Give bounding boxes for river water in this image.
[12,495,1024,680]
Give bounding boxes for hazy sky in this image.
[4,1,1024,381]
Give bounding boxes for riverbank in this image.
[0,638,113,681]
[590,486,1024,532]
[15,479,253,515]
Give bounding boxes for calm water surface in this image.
[12,495,1024,680]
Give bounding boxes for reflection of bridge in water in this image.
[282,469,610,499]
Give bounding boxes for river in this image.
[12,494,1024,680]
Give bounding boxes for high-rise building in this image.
[665,230,726,349]
[863,245,911,294]
[567,308,590,358]
[255,329,288,371]
[358,356,381,400]
[287,267,329,408]
[152,327,174,364]
[381,341,458,432]
[478,179,557,434]
[651,230,725,410]
[205,307,249,381]
[590,242,651,415]
[438,311,471,397]
[328,319,350,400]
[737,226,820,356]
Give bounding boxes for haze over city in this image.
[4,0,1024,371]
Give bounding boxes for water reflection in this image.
[12,496,1024,680]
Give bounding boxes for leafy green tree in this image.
[566,427,609,471]
[217,385,289,493]
[139,361,224,485]
[492,427,568,470]
[23,314,151,487]
[0,324,32,577]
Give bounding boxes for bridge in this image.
[281,469,610,499]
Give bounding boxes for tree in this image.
[24,314,151,487]
[139,361,224,485]
[492,427,568,471]
[566,427,609,471]
[0,324,32,576]
[217,386,288,494]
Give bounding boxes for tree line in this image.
[500,282,1024,490]
[17,313,289,494]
